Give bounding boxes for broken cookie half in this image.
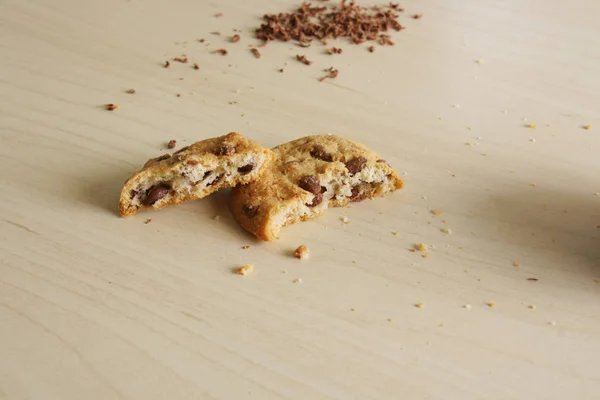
[120,132,274,217]
[230,134,403,241]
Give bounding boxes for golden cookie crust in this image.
[230,134,403,241]
[120,132,273,217]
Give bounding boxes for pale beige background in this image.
[1,0,599,399]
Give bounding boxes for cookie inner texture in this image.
[129,153,266,210]
[275,162,395,228]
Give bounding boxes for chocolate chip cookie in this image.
[120,132,273,217]
[230,135,403,241]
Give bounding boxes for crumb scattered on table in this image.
[125,89,136,94]
[341,216,350,224]
[167,139,177,149]
[236,264,254,275]
[215,49,228,55]
[441,228,452,235]
[392,231,398,236]
[464,304,472,310]
[293,245,309,260]
[105,103,119,111]
[415,303,424,309]
[193,63,200,70]
[415,243,428,252]
[232,34,240,43]
[529,305,536,310]
[431,209,442,216]
[527,277,538,281]
[144,219,152,224]
[173,56,188,63]
[293,278,303,284]
[513,262,520,267]
[250,48,261,58]
[476,58,484,64]
[549,320,556,326]
[296,54,312,65]
[528,123,536,129]
[584,124,592,130]
[487,302,496,308]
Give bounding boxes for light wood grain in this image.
[1,0,600,399]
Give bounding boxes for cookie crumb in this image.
[173,56,188,63]
[487,302,496,308]
[431,209,442,216]
[392,231,398,236]
[167,140,177,149]
[236,264,254,275]
[527,277,538,281]
[415,303,424,309]
[464,304,472,310]
[350,308,356,312]
[529,305,536,310]
[412,14,423,19]
[441,228,452,235]
[528,123,537,129]
[513,262,520,267]
[387,318,393,322]
[144,219,152,224]
[241,245,250,249]
[232,34,240,43]
[193,63,200,70]
[293,245,309,260]
[415,243,428,252]
[293,278,303,284]
[368,46,375,53]
[125,89,136,94]
[341,216,350,224]
[215,49,228,55]
[584,124,592,130]
[164,60,170,68]
[549,320,556,326]
[594,279,600,284]
[476,58,484,64]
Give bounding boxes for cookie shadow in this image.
[77,166,136,216]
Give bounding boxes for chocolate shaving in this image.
[327,47,343,54]
[412,14,423,19]
[232,34,241,43]
[319,67,339,82]
[215,49,228,55]
[193,63,200,70]
[164,60,170,68]
[251,48,261,58]
[173,56,188,63]
[296,54,312,65]
[256,1,405,46]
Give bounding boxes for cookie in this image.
[230,134,403,241]
[119,132,273,217]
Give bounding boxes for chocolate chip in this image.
[242,204,259,217]
[298,175,321,194]
[173,146,189,155]
[216,144,235,156]
[144,184,171,206]
[310,145,333,162]
[207,173,224,186]
[306,193,323,207]
[350,187,367,202]
[129,190,138,199]
[238,163,255,174]
[345,157,367,176]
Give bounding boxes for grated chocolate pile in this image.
[256,0,405,46]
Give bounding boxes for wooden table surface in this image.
[1,0,600,398]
